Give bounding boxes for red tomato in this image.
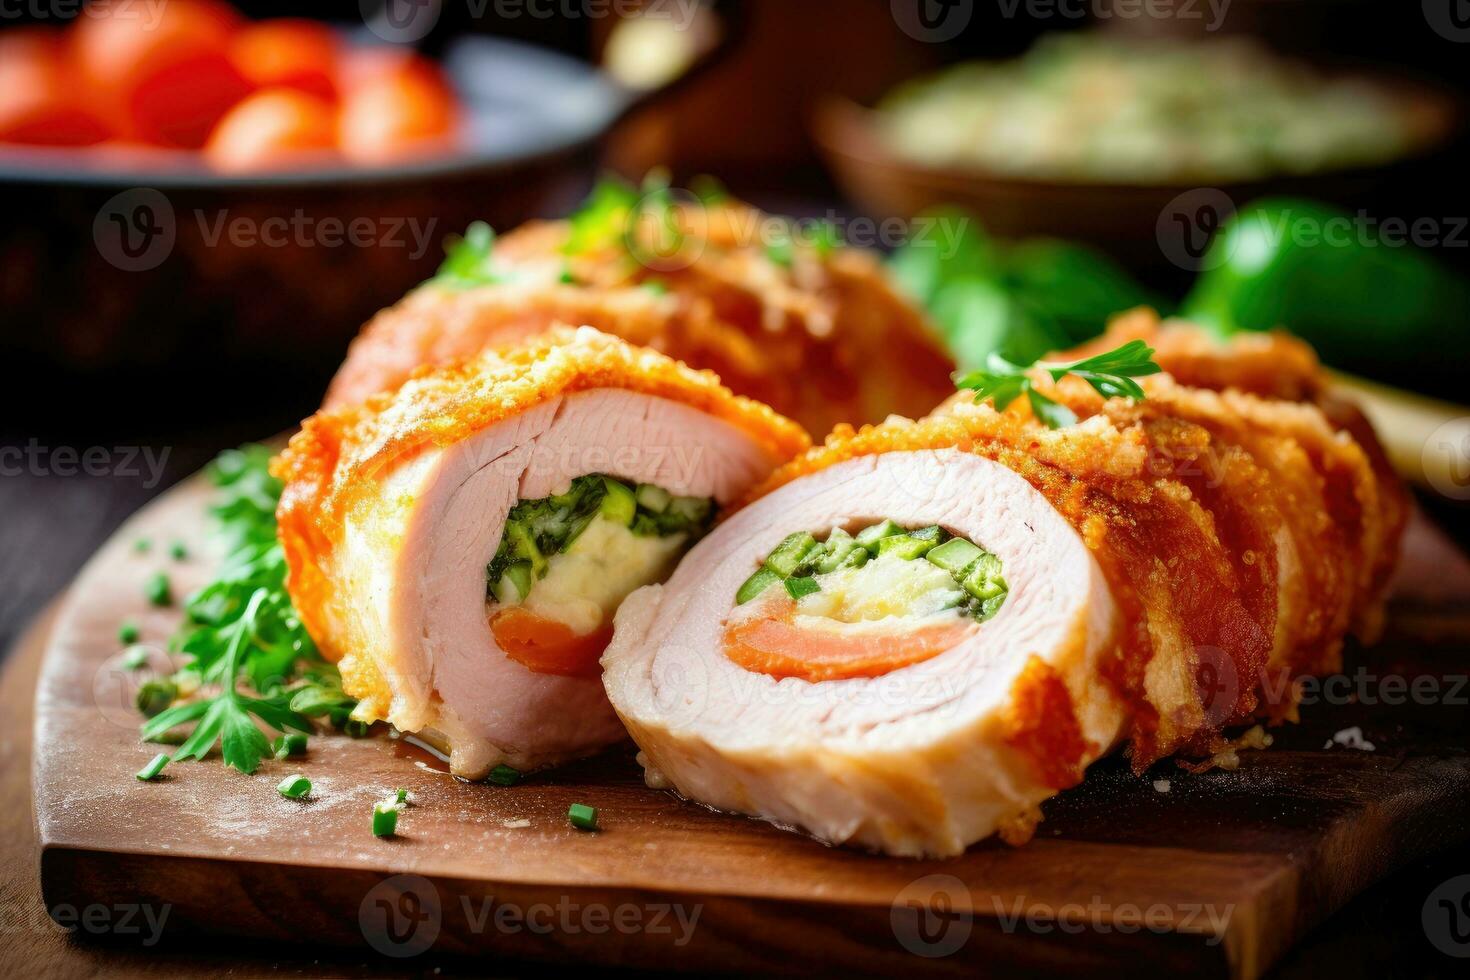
[204,88,337,172]
[0,29,110,146]
[338,50,457,163]
[230,19,338,102]
[68,0,249,147]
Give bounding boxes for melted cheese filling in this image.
[495,516,689,636]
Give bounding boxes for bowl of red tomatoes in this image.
[0,0,671,396]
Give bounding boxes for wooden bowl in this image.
[813,80,1460,281]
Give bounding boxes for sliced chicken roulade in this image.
[604,359,1404,857]
[604,443,1127,858]
[274,328,809,778]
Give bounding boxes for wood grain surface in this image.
[26,469,1470,979]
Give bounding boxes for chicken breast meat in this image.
[274,327,809,778]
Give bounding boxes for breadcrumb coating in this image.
[274,327,810,655]
[323,200,956,436]
[744,322,1404,770]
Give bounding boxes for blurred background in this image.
[3,2,1470,972]
[5,0,1470,656]
[3,0,1468,661]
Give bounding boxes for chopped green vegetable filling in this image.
[486,475,713,603]
[736,520,1008,622]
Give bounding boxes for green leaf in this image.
[138,444,356,775]
[1026,387,1078,429]
[219,701,273,775]
[430,222,499,290]
[954,340,1160,430]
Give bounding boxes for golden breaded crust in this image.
[321,200,957,436]
[274,327,811,655]
[742,342,1404,770]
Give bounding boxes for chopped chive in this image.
[168,541,188,561]
[121,645,150,671]
[488,764,522,786]
[135,679,176,717]
[568,803,598,831]
[273,733,308,759]
[343,719,371,738]
[133,538,151,554]
[373,800,400,837]
[144,571,172,607]
[735,566,782,605]
[395,787,410,805]
[135,753,168,781]
[784,576,821,600]
[277,774,311,799]
[118,620,140,644]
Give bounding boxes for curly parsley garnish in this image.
[138,445,357,775]
[956,339,1162,429]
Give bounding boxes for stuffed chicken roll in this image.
[274,327,809,778]
[604,444,1127,857]
[603,346,1404,857]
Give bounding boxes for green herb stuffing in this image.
[736,521,1007,621]
[955,339,1162,430]
[137,445,357,775]
[486,474,713,603]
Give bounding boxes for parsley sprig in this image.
[956,339,1162,429]
[139,445,357,775]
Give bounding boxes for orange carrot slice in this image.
[491,606,612,679]
[723,609,974,682]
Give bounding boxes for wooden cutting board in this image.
[31,469,1470,979]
